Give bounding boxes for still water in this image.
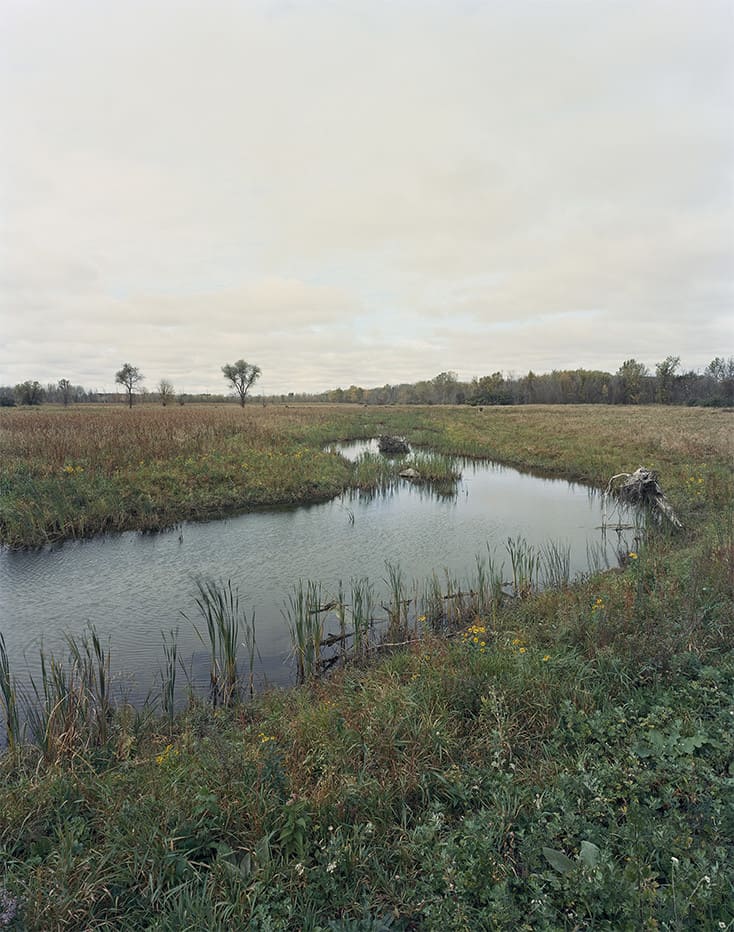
[0,442,638,702]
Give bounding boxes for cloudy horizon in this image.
[1,0,732,396]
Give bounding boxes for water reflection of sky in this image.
[0,443,640,705]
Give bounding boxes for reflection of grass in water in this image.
[348,449,461,503]
[402,451,461,483]
[350,451,396,491]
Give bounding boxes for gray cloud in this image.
[1,0,732,394]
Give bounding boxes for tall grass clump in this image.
[540,540,572,589]
[186,578,255,706]
[350,576,375,660]
[506,535,541,597]
[383,561,410,639]
[474,548,504,618]
[350,451,397,493]
[284,580,324,683]
[159,627,179,729]
[0,633,20,752]
[403,451,462,483]
[24,626,112,760]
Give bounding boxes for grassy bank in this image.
[0,404,733,929]
[0,403,731,548]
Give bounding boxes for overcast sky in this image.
[1,0,732,396]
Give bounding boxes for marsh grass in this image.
[20,626,112,760]
[506,535,541,597]
[185,578,256,706]
[383,561,410,640]
[540,539,572,589]
[350,577,375,661]
[159,628,179,730]
[0,633,19,752]
[2,402,731,547]
[401,450,461,483]
[284,580,324,683]
[0,521,732,928]
[1,404,733,928]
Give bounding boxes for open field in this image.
[0,402,731,548]
[0,403,733,929]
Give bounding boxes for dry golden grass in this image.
[1,402,731,547]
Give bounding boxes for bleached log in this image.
[604,466,682,529]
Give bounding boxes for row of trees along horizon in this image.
[2,354,733,409]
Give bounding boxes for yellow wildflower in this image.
[155,743,178,766]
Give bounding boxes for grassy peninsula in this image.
[0,404,732,929]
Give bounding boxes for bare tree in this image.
[115,363,143,408]
[158,378,175,406]
[222,359,261,406]
[58,378,73,406]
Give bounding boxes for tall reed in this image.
[540,540,572,589]
[420,571,446,633]
[335,579,348,662]
[66,625,111,744]
[186,579,255,706]
[350,577,374,660]
[159,627,179,728]
[475,549,504,618]
[506,536,540,597]
[384,561,410,639]
[284,580,324,683]
[0,633,19,752]
[24,627,112,760]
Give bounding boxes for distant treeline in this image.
[285,356,734,408]
[2,355,732,408]
[0,382,234,408]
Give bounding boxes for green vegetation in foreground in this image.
[0,404,732,929]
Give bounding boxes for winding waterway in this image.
[0,442,638,705]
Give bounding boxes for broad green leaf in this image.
[579,840,600,867]
[542,846,575,874]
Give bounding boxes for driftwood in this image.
[320,630,354,648]
[378,435,410,455]
[604,467,682,529]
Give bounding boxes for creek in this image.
[0,441,639,704]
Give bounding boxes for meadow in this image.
[0,402,732,929]
[0,402,730,548]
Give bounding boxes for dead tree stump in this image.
[605,467,682,529]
